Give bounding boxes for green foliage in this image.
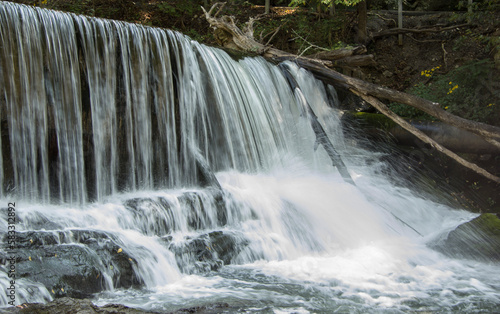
[157,1,197,17]
[252,7,345,53]
[289,0,365,8]
[390,60,500,124]
[458,0,500,11]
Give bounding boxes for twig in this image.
[292,29,330,57]
[292,30,330,52]
[298,45,315,57]
[265,24,284,46]
[441,42,448,68]
[214,2,226,17]
[371,12,396,26]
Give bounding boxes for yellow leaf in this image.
[61,288,64,292]
[117,248,123,253]
[29,239,33,243]
[28,256,31,261]
[51,289,55,294]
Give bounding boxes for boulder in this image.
[430,213,500,262]
[163,231,249,274]
[1,230,142,299]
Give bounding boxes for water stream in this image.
[1,2,499,312]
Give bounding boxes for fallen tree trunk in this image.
[351,91,500,183]
[202,2,500,182]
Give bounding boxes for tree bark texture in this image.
[356,1,368,44]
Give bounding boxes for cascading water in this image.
[1,2,499,312]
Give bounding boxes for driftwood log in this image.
[202,2,500,183]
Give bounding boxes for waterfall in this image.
[0,1,338,203]
[1,2,499,312]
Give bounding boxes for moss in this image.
[344,112,397,130]
[473,213,500,237]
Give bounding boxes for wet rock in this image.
[430,213,500,262]
[122,197,176,236]
[1,230,142,299]
[163,231,249,274]
[122,190,228,236]
[0,297,156,313]
[0,297,230,313]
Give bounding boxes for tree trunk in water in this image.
[356,1,368,44]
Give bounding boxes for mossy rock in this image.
[431,213,500,262]
[1,230,142,299]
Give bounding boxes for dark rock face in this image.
[430,213,500,262]
[122,191,228,237]
[1,230,143,299]
[164,231,249,274]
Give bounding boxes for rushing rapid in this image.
[1,2,499,312]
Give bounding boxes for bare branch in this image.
[264,23,284,46]
[292,30,330,52]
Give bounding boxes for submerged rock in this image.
[431,213,500,262]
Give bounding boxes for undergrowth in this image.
[390,60,500,125]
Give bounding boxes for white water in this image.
[1,2,499,312]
